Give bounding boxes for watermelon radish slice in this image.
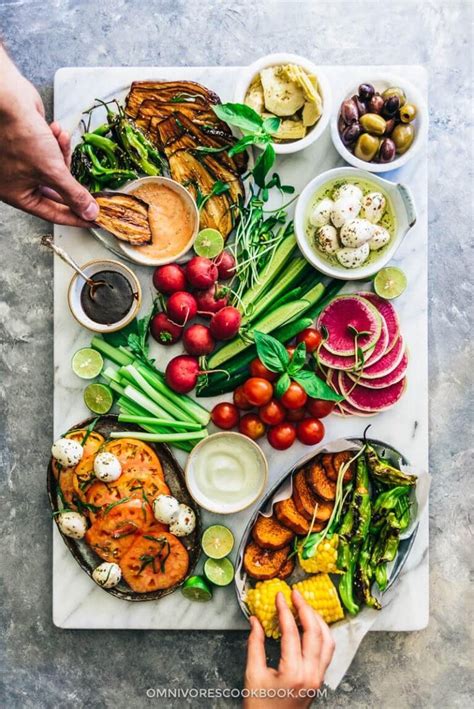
[360,335,404,380]
[349,351,408,388]
[317,295,381,356]
[318,316,389,371]
[339,372,407,411]
[326,370,377,416]
[357,292,400,354]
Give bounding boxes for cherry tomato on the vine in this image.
[267,422,296,450]
[258,399,286,426]
[296,328,323,354]
[211,402,240,430]
[249,358,277,382]
[233,385,253,410]
[280,381,307,409]
[239,413,266,440]
[243,377,273,407]
[285,406,306,422]
[296,418,325,446]
[306,398,335,418]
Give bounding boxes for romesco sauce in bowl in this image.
[119,176,199,266]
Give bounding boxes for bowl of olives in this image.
[331,75,427,172]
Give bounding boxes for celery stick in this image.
[123,384,174,421]
[91,336,133,366]
[108,380,126,397]
[102,366,122,384]
[123,365,194,423]
[118,415,202,431]
[116,398,193,452]
[109,430,208,443]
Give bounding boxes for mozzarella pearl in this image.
[336,243,370,269]
[92,562,122,589]
[93,452,122,482]
[340,218,374,248]
[51,438,83,467]
[317,224,339,254]
[369,225,391,250]
[309,198,334,228]
[153,495,180,524]
[333,183,363,203]
[169,504,196,537]
[361,192,386,224]
[330,198,361,228]
[57,510,88,539]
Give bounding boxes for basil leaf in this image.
[275,372,291,398]
[212,103,263,133]
[254,331,289,373]
[292,370,343,401]
[253,144,276,188]
[262,116,281,135]
[288,342,307,376]
[227,134,261,156]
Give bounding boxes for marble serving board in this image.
[53,66,428,630]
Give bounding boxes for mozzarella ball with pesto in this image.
[57,510,88,539]
[92,562,122,589]
[317,224,339,254]
[332,183,363,204]
[330,198,361,228]
[93,452,122,482]
[51,438,83,467]
[169,504,196,537]
[309,198,334,228]
[361,192,386,223]
[336,243,370,269]
[153,494,180,524]
[369,225,391,250]
[340,218,374,248]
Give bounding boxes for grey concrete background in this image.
[0,1,472,707]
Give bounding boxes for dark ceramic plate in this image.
[235,438,419,622]
[47,415,201,602]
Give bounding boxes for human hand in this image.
[0,48,98,226]
[244,590,335,709]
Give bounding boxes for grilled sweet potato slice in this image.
[93,192,151,245]
[274,498,310,535]
[292,470,334,522]
[322,451,354,483]
[277,556,296,581]
[306,460,337,502]
[243,542,290,580]
[252,514,294,550]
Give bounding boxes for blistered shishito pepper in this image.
[336,536,351,572]
[352,456,371,541]
[82,133,121,168]
[339,549,360,615]
[355,537,381,609]
[375,562,388,592]
[113,117,162,176]
[365,444,416,487]
[372,524,400,567]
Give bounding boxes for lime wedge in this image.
[72,348,104,380]
[374,267,407,300]
[181,575,213,602]
[194,228,224,258]
[204,557,234,587]
[83,383,113,414]
[201,525,235,559]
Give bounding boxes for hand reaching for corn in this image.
[244,590,335,709]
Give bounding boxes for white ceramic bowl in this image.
[92,176,199,267]
[67,259,142,333]
[185,432,268,514]
[233,53,332,155]
[331,74,428,173]
[294,166,417,280]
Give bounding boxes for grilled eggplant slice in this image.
[93,192,151,245]
[125,80,221,118]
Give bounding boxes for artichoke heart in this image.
[260,66,305,117]
[273,117,307,141]
[245,76,266,114]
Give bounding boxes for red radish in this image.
[183,324,215,356]
[153,264,187,294]
[150,312,183,345]
[185,256,218,289]
[215,250,236,280]
[195,284,228,316]
[165,355,200,393]
[210,306,241,340]
[166,291,198,325]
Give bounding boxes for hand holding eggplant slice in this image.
[93,192,152,245]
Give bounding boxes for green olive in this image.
[354,133,380,161]
[360,112,387,136]
[392,123,414,154]
[400,103,417,123]
[382,86,407,106]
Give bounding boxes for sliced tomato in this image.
[84,498,155,562]
[85,481,122,522]
[116,471,170,504]
[121,529,189,593]
[58,468,78,509]
[103,438,164,480]
[52,429,104,479]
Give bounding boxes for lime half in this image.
[72,348,104,380]
[181,575,213,602]
[201,525,235,559]
[194,228,224,258]
[83,383,113,414]
[204,557,235,587]
[374,267,407,300]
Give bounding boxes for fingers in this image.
[20,193,93,227]
[314,613,335,676]
[276,592,301,671]
[44,165,99,221]
[50,122,72,167]
[292,589,322,662]
[40,186,65,203]
[246,616,268,673]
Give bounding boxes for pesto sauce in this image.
[305,177,396,268]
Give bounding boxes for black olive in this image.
[341,122,362,146]
[358,83,375,102]
[382,95,400,118]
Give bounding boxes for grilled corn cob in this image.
[292,574,344,624]
[298,535,341,574]
[246,579,293,639]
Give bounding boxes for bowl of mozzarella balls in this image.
[294,167,417,280]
